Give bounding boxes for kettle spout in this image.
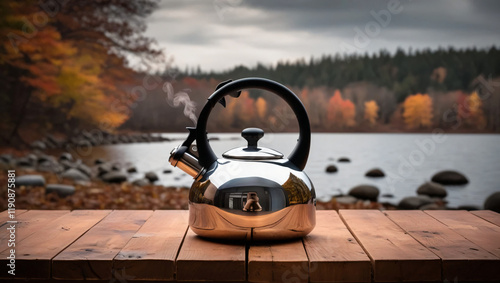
[169,145,204,179]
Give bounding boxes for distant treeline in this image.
[180,47,500,103]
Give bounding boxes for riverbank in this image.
[1,148,498,212]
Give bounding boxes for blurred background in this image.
[1,0,499,212]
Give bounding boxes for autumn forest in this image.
[1,1,500,148]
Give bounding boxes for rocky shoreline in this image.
[0,150,499,212]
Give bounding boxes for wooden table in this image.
[1,209,499,282]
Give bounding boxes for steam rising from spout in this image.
[163,82,198,125]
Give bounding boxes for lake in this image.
[82,133,500,208]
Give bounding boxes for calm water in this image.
[82,133,500,208]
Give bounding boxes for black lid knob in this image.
[242,128,264,148]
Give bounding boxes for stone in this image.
[59,152,73,161]
[381,193,394,198]
[398,196,433,210]
[0,154,12,163]
[97,163,113,176]
[76,163,92,177]
[325,165,338,173]
[111,163,121,171]
[417,182,448,198]
[127,166,138,173]
[101,171,127,183]
[45,184,75,197]
[337,157,350,162]
[94,158,105,165]
[348,185,380,201]
[365,168,385,177]
[431,170,469,185]
[61,168,90,181]
[335,195,358,205]
[37,160,62,173]
[484,192,500,213]
[16,157,34,167]
[30,140,46,150]
[163,169,172,174]
[132,178,150,186]
[145,171,159,182]
[15,175,46,186]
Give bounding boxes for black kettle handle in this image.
[196,77,311,171]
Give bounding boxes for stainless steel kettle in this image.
[169,77,316,240]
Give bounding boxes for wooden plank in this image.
[0,210,110,279]
[0,210,69,249]
[386,210,500,281]
[248,239,308,283]
[176,228,246,281]
[471,210,500,227]
[339,210,440,282]
[303,211,371,283]
[426,210,500,258]
[114,210,189,281]
[0,209,28,223]
[52,210,152,280]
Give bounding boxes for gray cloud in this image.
[141,0,500,71]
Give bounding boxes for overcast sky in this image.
[143,0,500,72]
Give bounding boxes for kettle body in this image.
[170,78,316,240]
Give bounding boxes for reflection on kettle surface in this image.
[169,78,316,240]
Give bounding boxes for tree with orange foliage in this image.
[458,91,486,129]
[364,100,379,126]
[255,97,267,120]
[402,93,434,129]
[0,0,160,145]
[327,89,356,128]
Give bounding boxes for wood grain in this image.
[114,210,189,280]
[0,209,27,223]
[176,228,246,281]
[0,210,109,279]
[340,210,440,282]
[303,210,371,283]
[248,239,308,283]
[471,210,500,227]
[426,210,500,258]
[52,210,151,280]
[387,210,500,281]
[0,210,69,251]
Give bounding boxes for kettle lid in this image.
[222,128,284,160]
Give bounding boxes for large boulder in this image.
[46,184,75,197]
[101,171,127,183]
[337,157,351,163]
[325,165,338,173]
[365,168,385,177]
[145,171,159,182]
[15,175,46,186]
[417,182,447,198]
[484,192,500,213]
[431,170,468,185]
[348,185,380,201]
[398,196,433,210]
[61,168,90,181]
